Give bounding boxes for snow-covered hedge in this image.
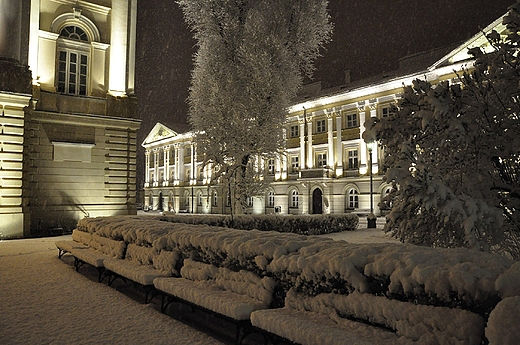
[160,213,359,235]
[74,216,520,345]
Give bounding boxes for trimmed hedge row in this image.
[160,213,359,235]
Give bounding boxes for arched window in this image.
[226,192,231,207]
[290,190,299,208]
[60,25,89,41]
[347,189,359,209]
[197,192,203,206]
[57,25,89,96]
[185,191,190,207]
[267,191,275,208]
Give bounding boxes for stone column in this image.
[335,113,343,177]
[145,151,150,185]
[358,103,368,173]
[0,0,21,61]
[327,113,334,169]
[153,150,158,185]
[173,145,179,183]
[109,0,128,95]
[163,147,169,185]
[299,120,305,170]
[307,117,313,169]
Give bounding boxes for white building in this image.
[142,14,507,216]
[0,0,140,238]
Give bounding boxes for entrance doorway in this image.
[158,192,163,211]
[312,188,323,214]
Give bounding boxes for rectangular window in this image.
[317,153,327,168]
[291,191,299,208]
[381,106,391,118]
[267,192,275,208]
[57,50,88,96]
[291,156,299,172]
[346,113,358,128]
[290,125,299,138]
[316,119,326,133]
[267,159,275,175]
[348,150,358,169]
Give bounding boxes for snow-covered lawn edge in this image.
[72,215,520,345]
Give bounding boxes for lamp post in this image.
[366,140,376,228]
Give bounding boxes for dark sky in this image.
[134,0,514,187]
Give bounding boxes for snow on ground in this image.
[0,236,226,345]
[0,222,396,345]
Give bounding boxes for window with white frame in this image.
[317,153,327,168]
[346,113,358,128]
[381,105,392,118]
[290,125,299,138]
[57,26,89,96]
[290,190,299,208]
[267,159,275,175]
[316,119,326,133]
[347,189,359,209]
[348,149,358,169]
[267,191,275,208]
[246,196,253,208]
[291,155,299,172]
[212,191,218,207]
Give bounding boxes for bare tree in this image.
[177,0,332,215]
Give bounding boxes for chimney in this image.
[344,69,351,85]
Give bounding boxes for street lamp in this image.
[366,139,377,228]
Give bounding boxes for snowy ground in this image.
[0,221,397,345]
[0,236,229,345]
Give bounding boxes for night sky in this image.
[134,0,514,188]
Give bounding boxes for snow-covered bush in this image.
[89,233,126,259]
[180,259,277,307]
[125,243,157,266]
[485,296,520,345]
[285,289,484,345]
[161,213,359,235]
[74,216,520,344]
[71,229,92,246]
[363,3,520,257]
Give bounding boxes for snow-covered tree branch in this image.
[366,1,520,258]
[177,0,332,215]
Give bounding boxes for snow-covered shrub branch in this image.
[177,0,332,215]
[74,215,520,344]
[364,3,520,257]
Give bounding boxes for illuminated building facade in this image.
[143,14,506,217]
[0,0,140,238]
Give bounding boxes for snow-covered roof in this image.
[289,12,509,114]
[430,13,508,70]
